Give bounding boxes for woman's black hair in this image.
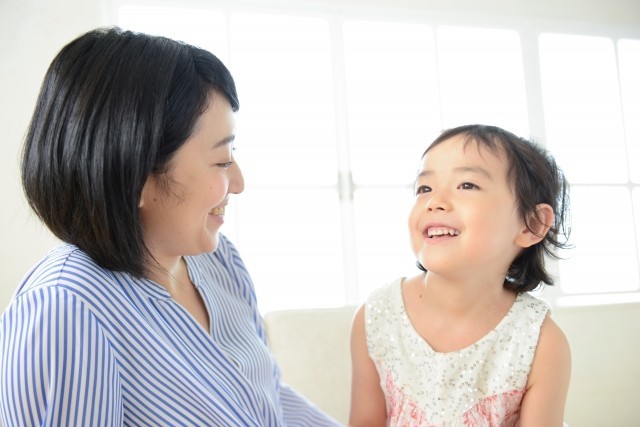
[416,124,571,292]
[21,27,239,277]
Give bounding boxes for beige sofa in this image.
[264,305,356,424]
[264,302,640,427]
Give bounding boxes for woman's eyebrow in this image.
[214,135,236,148]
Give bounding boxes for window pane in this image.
[343,21,441,186]
[235,189,344,314]
[618,39,640,184]
[230,14,337,187]
[353,188,417,299]
[437,26,529,136]
[118,5,229,60]
[558,186,639,294]
[539,34,627,184]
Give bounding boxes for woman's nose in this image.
[229,161,245,194]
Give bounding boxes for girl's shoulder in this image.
[512,292,551,320]
[365,277,404,307]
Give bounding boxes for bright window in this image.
[118,5,229,60]
[436,26,529,136]
[618,39,640,184]
[115,1,640,313]
[539,34,627,184]
[558,186,638,294]
[230,13,338,187]
[539,33,640,296]
[343,20,440,187]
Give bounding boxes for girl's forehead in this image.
[423,135,507,164]
[417,136,512,185]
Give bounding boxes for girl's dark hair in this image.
[21,27,239,277]
[417,124,571,292]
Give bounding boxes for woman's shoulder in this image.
[12,243,117,302]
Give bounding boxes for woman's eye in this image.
[459,182,478,190]
[217,162,233,169]
[415,185,431,195]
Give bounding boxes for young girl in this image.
[349,124,572,427]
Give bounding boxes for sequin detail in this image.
[365,278,549,427]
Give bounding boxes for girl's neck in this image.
[402,273,518,353]
[420,272,515,317]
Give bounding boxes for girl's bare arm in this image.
[518,315,571,427]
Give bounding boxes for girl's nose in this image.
[424,193,449,212]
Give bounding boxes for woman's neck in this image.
[146,255,188,292]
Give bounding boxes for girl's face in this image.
[139,91,244,264]
[409,135,531,281]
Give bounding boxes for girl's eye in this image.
[415,185,431,195]
[217,162,233,169]
[459,182,479,190]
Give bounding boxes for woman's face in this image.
[139,91,244,264]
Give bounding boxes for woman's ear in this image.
[138,178,152,208]
[516,203,554,248]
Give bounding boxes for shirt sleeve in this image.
[0,286,123,426]
[279,383,343,426]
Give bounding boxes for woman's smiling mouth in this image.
[209,207,225,216]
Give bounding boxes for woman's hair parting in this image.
[21,26,239,277]
[417,124,571,292]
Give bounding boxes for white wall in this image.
[0,0,102,311]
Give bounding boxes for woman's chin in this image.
[208,233,220,253]
[189,233,219,255]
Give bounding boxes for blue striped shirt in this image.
[0,235,340,426]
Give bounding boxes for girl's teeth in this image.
[428,228,459,237]
[210,207,225,216]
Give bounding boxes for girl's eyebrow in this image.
[453,166,494,181]
[416,166,494,181]
[414,170,432,186]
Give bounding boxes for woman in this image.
[0,27,339,426]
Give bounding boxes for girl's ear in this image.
[515,203,554,248]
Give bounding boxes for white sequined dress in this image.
[365,278,549,427]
